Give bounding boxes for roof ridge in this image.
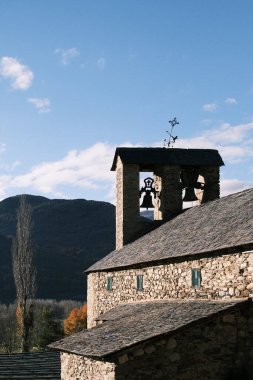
[87,187,253,272]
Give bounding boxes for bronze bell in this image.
[183,187,198,202]
[140,193,154,209]
[140,177,156,209]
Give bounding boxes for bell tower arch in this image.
[111,148,224,250]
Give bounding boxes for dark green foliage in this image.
[0,195,115,303]
[30,306,63,350]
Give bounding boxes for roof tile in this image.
[49,299,248,358]
[87,188,253,272]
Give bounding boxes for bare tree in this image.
[12,195,36,352]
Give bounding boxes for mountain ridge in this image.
[0,194,115,304]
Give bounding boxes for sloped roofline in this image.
[111,147,224,171]
[86,242,253,274]
[49,299,249,359]
[86,188,253,273]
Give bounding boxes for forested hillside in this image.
[0,195,115,304]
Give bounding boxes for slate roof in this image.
[87,188,253,272]
[111,147,224,171]
[49,299,247,358]
[0,350,60,379]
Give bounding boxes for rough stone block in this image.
[132,348,145,357]
[144,344,156,354]
[166,338,177,349]
[222,314,235,323]
[155,339,166,346]
[246,283,253,290]
[118,354,129,364]
[169,352,180,362]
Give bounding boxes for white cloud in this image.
[0,57,34,90]
[54,48,80,65]
[207,122,253,144]
[0,141,142,201]
[225,97,238,105]
[9,142,115,195]
[202,103,218,112]
[220,179,252,196]
[0,175,12,199]
[96,57,106,70]
[0,121,252,201]
[28,98,50,113]
[175,122,253,163]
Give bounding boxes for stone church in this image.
[51,147,253,380]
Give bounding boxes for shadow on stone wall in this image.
[224,367,250,380]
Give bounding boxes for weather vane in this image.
[164,117,179,148]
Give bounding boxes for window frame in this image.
[106,276,113,291]
[136,274,144,291]
[191,268,201,288]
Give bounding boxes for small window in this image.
[191,269,201,288]
[107,277,113,291]
[137,275,144,291]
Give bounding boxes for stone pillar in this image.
[87,273,95,328]
[195,175,205,205]
[116,157,140,250]
[201,166,220,203]
[153,165,182,220]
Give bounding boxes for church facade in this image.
[51,148,253,380]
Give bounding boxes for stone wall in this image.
[61,353,115,380]
[201,166,220,203]
[114,303,253,380]
[87,250,253,326]
[62,303,253,379]
[115,156,220,250]
[115,155,221,249]
[115,157,141,250]
[153,165,182,220]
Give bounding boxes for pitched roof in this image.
[87,188,253,272]
[0,351,60,380]
[111,147,224,171]
[49,299,247,358]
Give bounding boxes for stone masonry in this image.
[116,157,141,250]
[153,165,182,220]
[61,353,115,380]
[114,149,222,250]
[116,158,186,248]
[61,304,253,380]
[201,166,220,202]
[114,305,253,380]
[88,250,253,327]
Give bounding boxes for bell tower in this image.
[111,148,224,250]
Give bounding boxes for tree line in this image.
[0,299,87,353]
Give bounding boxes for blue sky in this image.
[0,0,253,202]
